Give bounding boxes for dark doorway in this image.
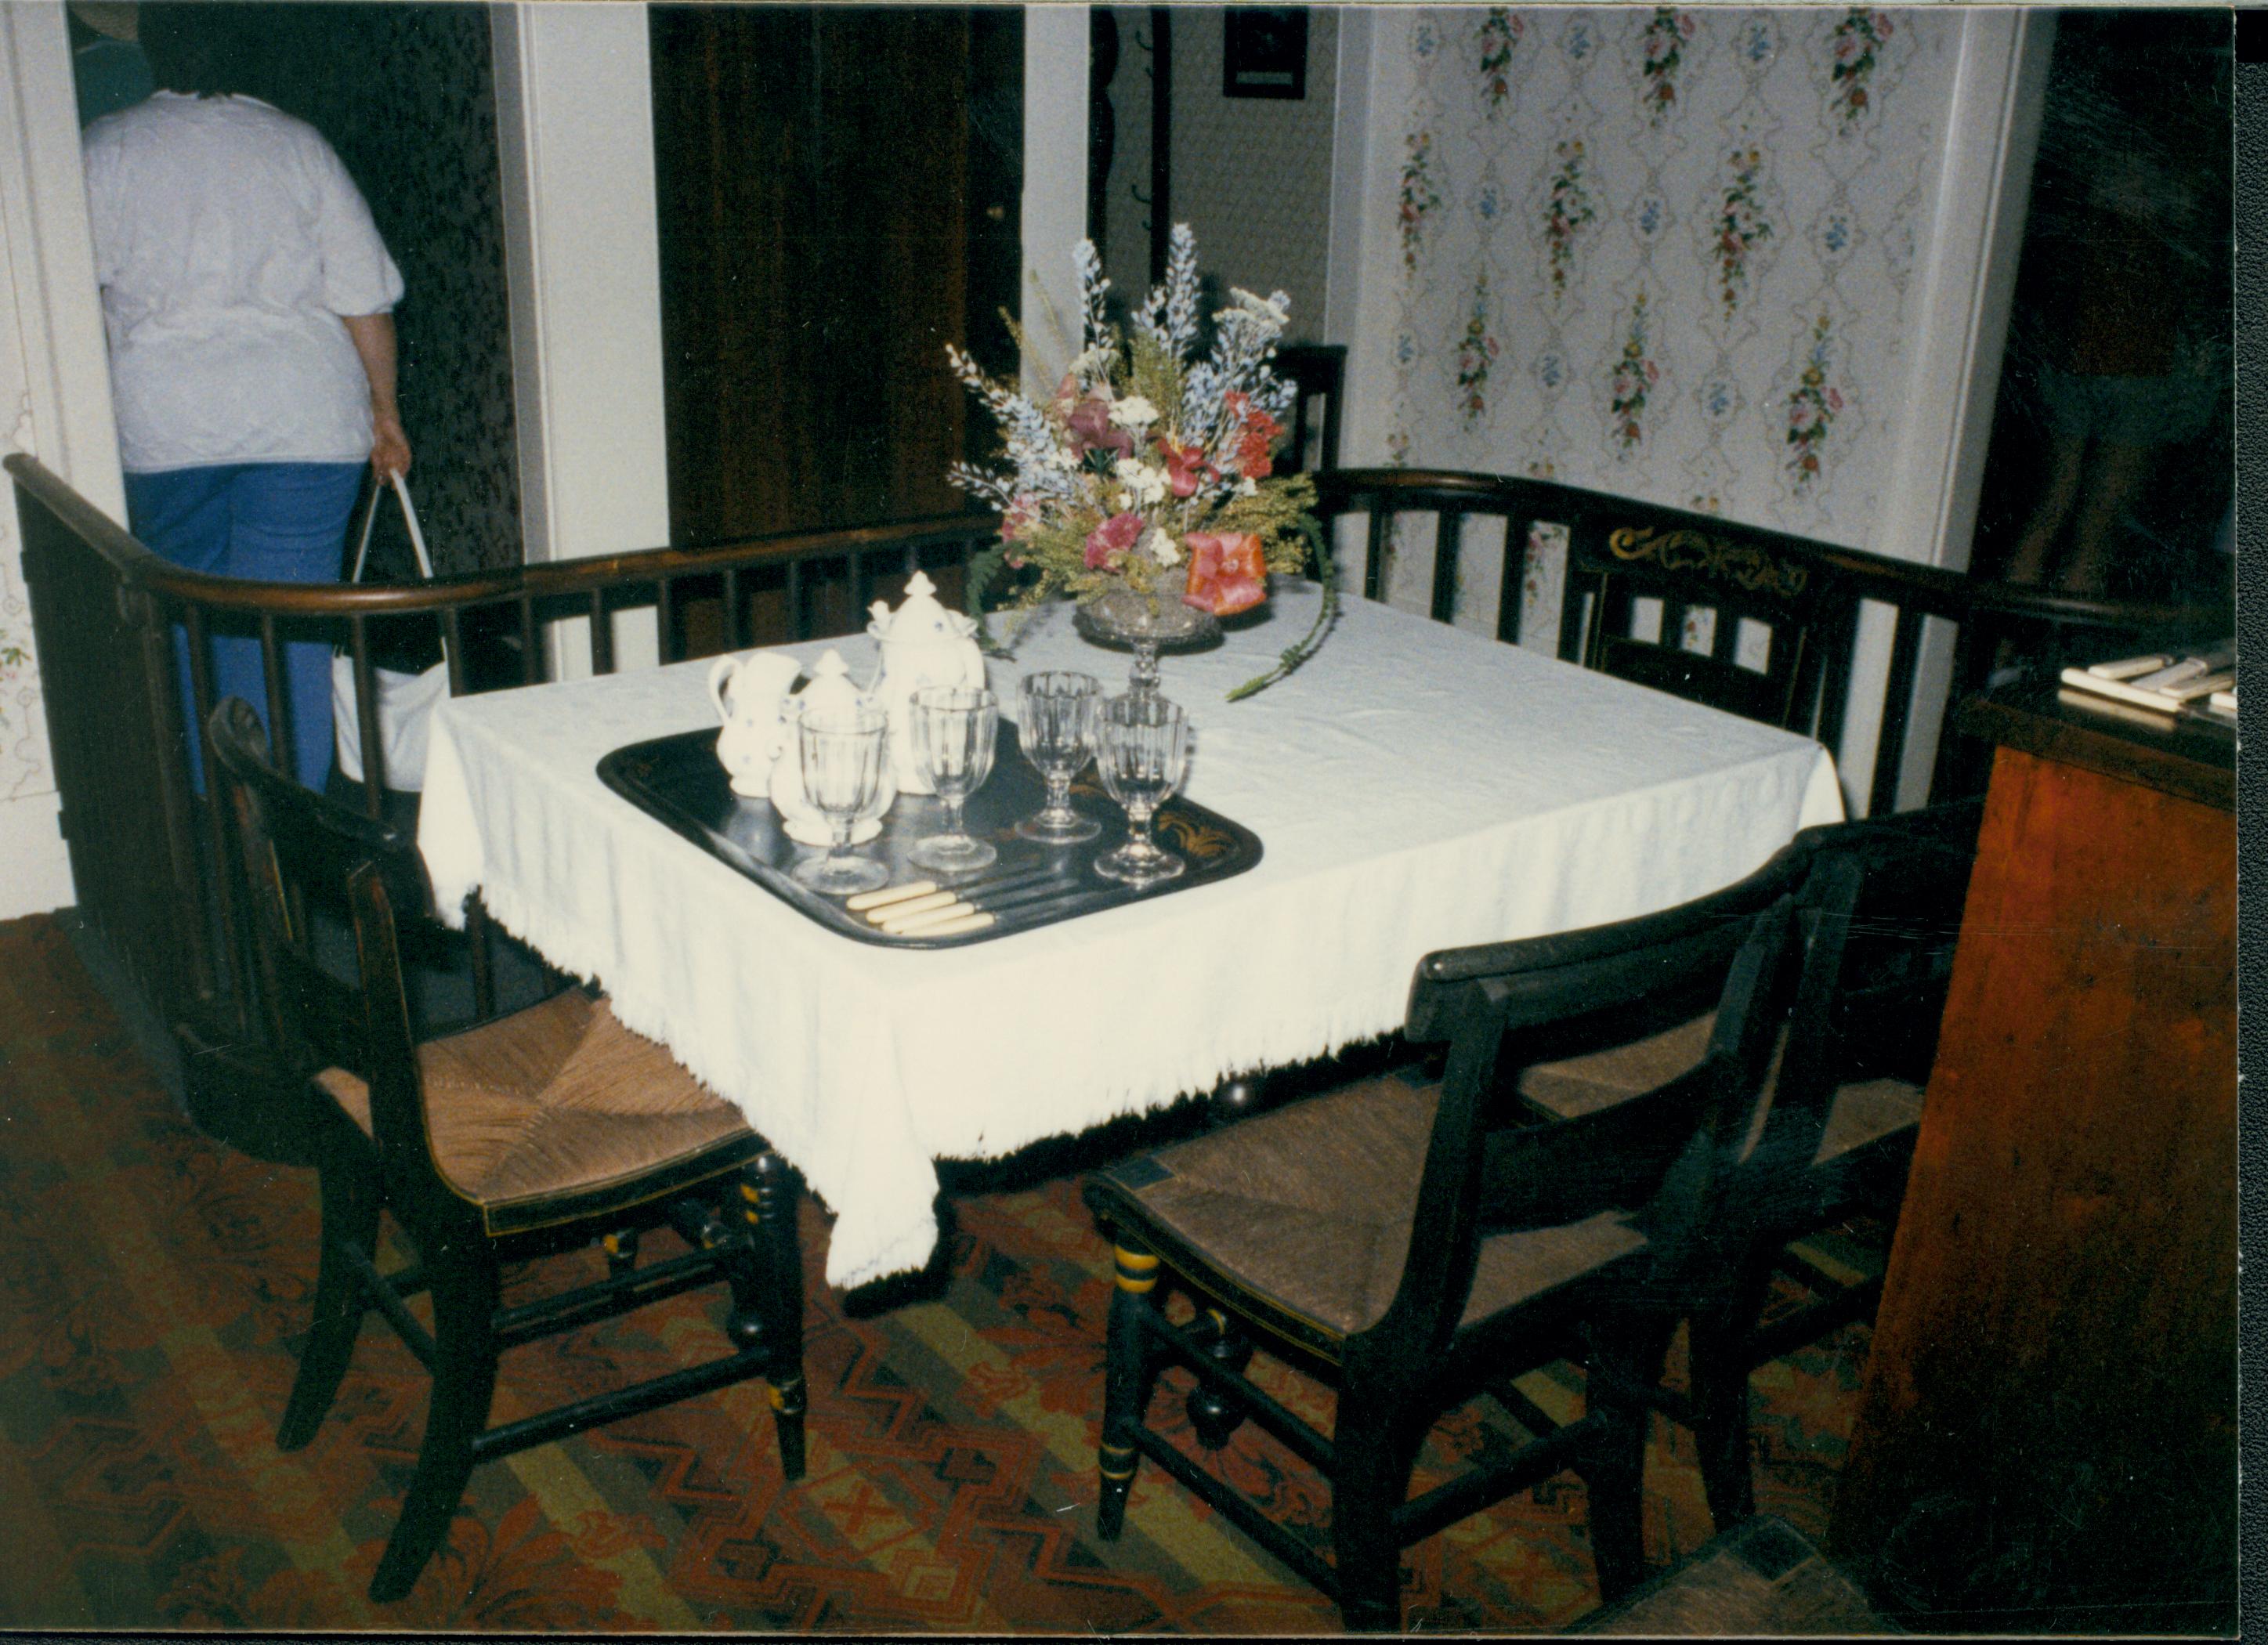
[91,2,521,577]
[1970,10,2232,607]
[649,7,1023,550]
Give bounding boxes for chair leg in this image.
[370,1251,500,1604]
[278,1152,380,1451]
[1687,1260,1773,1531]
[602,1225,640,1278]
[1330,1402,1413,1632]
[1186,1306,1255,1449]
[1185,1079,1265,1450]
[1580,1314,1675,1603]
[736,1152,808,1481]
[1096,1237,1163,1542]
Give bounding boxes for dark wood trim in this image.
[1319,468,2224,632]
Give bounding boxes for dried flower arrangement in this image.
[947,225,1336,700]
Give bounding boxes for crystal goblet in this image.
[1015,671,1103,844]
[1092,693,1192,889]
[908,685,999,873]
[790,700,890,895]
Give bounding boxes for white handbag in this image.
[331,473,449,791]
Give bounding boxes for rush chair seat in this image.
[1081,845,1810,1632]
[206,697,807,1603]
[1513,802,1983,1529]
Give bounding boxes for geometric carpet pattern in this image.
[0,912,1868,1632]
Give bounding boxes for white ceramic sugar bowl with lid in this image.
[769,648,895,845]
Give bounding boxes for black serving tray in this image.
[596,724,1263,948]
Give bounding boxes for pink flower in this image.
[1066,393,1135,461]
[1158,438,1214,498]
[1001,492,1040,542]
[1182,531,1268,617]
[1826,388,1843,411]
[1085,510,1145,570]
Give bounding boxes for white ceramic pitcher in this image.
[708,651,803,798]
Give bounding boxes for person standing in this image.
[81,2,408,790]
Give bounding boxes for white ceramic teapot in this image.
[770,649,896,846]
[866,569,989,794]
[708,651,804,799]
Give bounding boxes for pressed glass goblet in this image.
[908,685,999,873]
[1093,693,1192,889]
[1015,671,1103,844]
[790,701,891,896]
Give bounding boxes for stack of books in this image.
[2058,644,2235,728]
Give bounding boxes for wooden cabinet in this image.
[1829,686,2236,1632]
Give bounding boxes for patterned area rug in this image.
[0,913,1868,1632]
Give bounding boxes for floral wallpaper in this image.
[0,559,38,800]
[288,7,520,576]
[1364,7,1956,644]
[2,200,56,803]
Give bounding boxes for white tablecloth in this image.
[418,588,1843,1288]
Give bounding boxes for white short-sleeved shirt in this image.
[82,92,405,473]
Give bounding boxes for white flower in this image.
[1045,447,1078,470]
[1237,476,1259,497]
[1143,529,1180,566]
[1112,457,1168,506]
[1116,490,1135,512]
[1228,287,1290,327]
[1109,395,1160,428]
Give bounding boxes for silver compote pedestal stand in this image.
[1072,571,1222,703]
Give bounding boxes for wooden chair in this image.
[1273,342,1347,475]
[1677,801,1981,1526]
[1514,801,1981,1528]
[1313,468,1544,640]
[1081,846,1810,1631]
[1557,510,1851,734]
[206,697,807,1603]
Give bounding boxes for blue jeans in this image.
[125,461,367,792]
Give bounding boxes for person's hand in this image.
[371,412,411,481]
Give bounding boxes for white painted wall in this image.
[0,0,125,918]
[1020,5,1091,396]
[1866,7,2053,804]
[490,1,668,676]
[1169,9,1340,342]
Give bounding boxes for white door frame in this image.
[0,0,125,916]
[1854,6,2056,808]
[490,1,671,677]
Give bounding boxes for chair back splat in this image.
[1271,342,1347,475]
[1082,843,1810,1630]
[214,697,436,1188]
[206,696,807,1605]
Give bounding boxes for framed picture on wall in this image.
[1223,9,1307,100]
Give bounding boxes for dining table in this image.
[415,584,1844,1291]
